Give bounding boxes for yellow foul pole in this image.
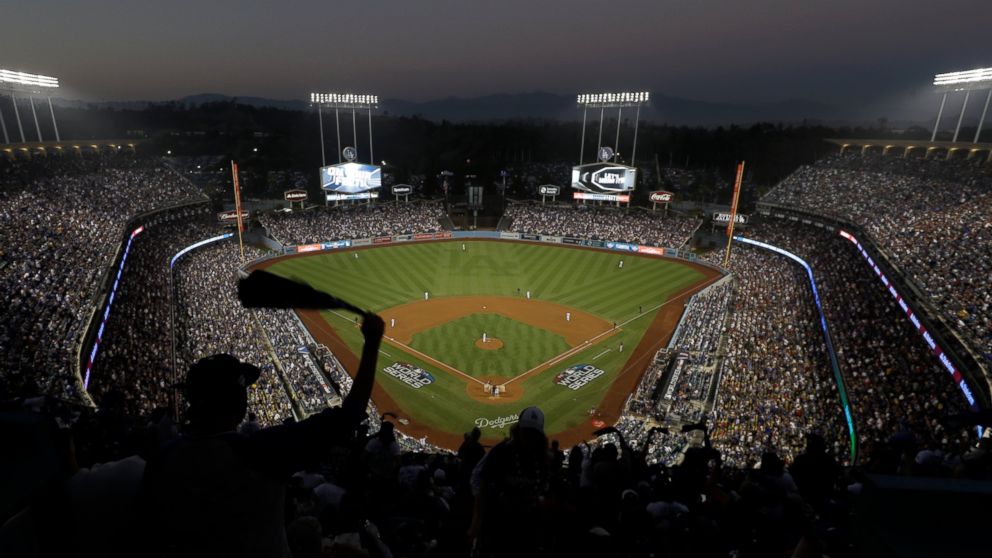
[722,161,745,267]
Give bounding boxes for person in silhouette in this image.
[138,313,384,557]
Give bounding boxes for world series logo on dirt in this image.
[384,362,435,389]
[554,364,605,390]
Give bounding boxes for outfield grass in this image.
[266,240,706,440]
[410,313,570,379]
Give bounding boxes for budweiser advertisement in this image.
[217,209,250,222]
[649,190,674,203]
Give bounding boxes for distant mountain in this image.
[51,91,842,126]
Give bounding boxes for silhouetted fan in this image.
[238,269,366,313]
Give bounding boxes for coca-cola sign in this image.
[650,190,674,203]
[284,189,308,201]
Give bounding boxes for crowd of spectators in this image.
[0,155,205,404]
[506,204,700,248]
[87,210,219,417]
[763,152,992,363]
[741,219,975,460]
[173,242,294,426]
[255,309,339,416]
[260,202,445,246]
[708,243,847,466]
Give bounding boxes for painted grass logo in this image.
[474,415,520,429]
[555,364,605,391]
[384,362,435,389]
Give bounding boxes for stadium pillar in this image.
[597,106,605,153]
[631,104,641,165]
[318,105,326,167]
[11,94,25,143]
[952,90,970,144]
[351,108,357,152]
[614,107,622,161]
[974,89,991,144]
[579,105,587,164]
[368,107,373,165]
[47,97,59,143]
[0,99,8,144]
[931,92,947,142]
[29,96,42,142]
[335,108,342,163]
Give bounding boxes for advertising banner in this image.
[539,185,560,196]
[436,231,452,239]
[571,163,637,193]
[562,237,581,245]
[414,233,435,240]
[637,246,665,256]
[217,209,250,222]
[649,190,675,203]
[540,235,563,244]
[712,212,748,225]
[320,163,382,193]
[394,234,413,242]
[352,238,372,247]
[283,189,308,202]
[584,239,605,248]
[391,184,412,195]
[296,244,322,253]
[573,192,631,202]
[325,192,380,201]
[373,236,392,245]
[320,240,351,250]
[500,231,521,240]
[606,241,638,252]
[521,233,541,241]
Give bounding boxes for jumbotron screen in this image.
[320,163,382,193]
[571,163,637,193]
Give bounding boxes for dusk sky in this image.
[4,0,990,110]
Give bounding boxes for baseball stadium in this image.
[3,13,992,555]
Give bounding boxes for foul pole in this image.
[722,161,745,267]
[231,161,246,262]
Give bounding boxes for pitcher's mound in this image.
[475,338,504,350]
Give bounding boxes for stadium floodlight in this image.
[933,68,992,91]
[309,91,381,168]
[0,69,60,91]
[309,92,379,108]
[576,91,649,108]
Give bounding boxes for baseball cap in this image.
[518,406,545,433]
[182,354,261,403]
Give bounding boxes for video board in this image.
[320,163,382,193]
[571,163,637,193]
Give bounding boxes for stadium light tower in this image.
[0,68,61,144]
[576,91,650,165]
[309,92,380,166]
[930,67,992,144]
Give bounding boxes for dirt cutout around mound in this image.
[474,338,504,350]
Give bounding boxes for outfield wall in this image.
[247,230,726,276]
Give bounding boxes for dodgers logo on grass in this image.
[555,364,605,391]
[384,362,435,389]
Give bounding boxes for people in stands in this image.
[137,312,383,557]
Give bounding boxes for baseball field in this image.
[255,239,720,448]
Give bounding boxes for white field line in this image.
[379,350,392,357]
[504,275,723,386]
[592,349,612,361]
[382,335,487,386]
